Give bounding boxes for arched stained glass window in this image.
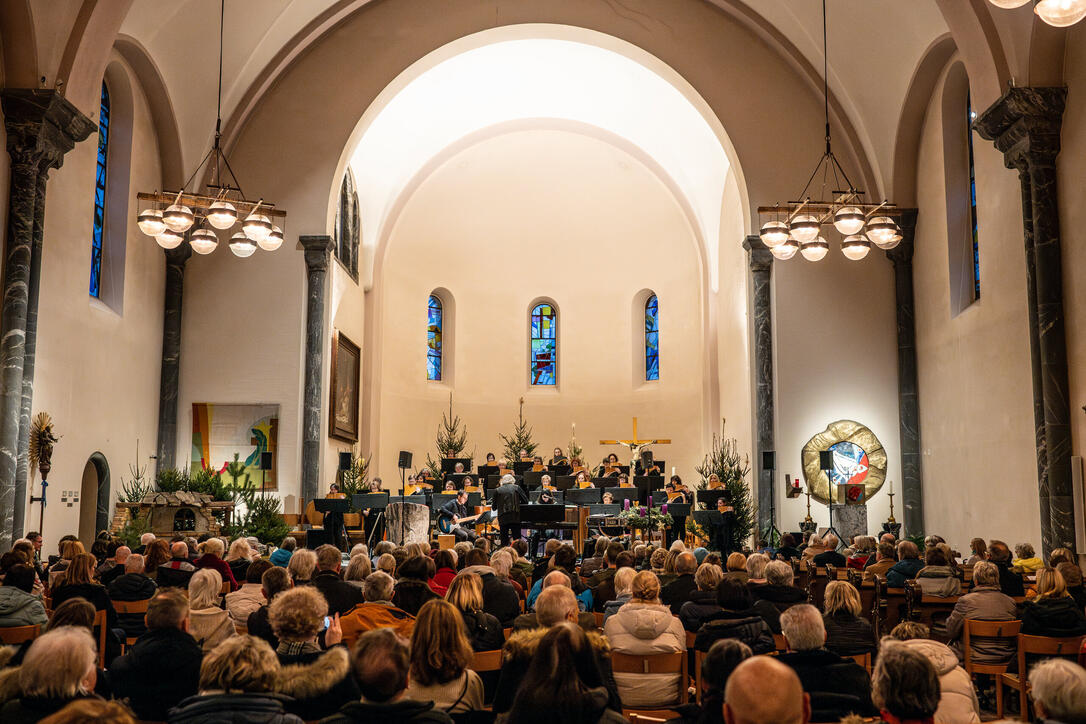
[967,93,980,300]
[530,303,557,386]
[427,294,443,381]
[645,294,659,381]
[90,81,110,298]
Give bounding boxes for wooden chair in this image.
[594,612,605,628]
[773,633,788,652]
[235,622,248,635]
[998,633,1086,721]
[693,648,705,704]
[219,581,231,596]
[502,627,511,640]
[611,651,689,708]
[471,649,503,673]
[848,652,872,673]
[93,609,108,669]
[110,598,152,647]
[628,714,670,723]
[0,624,40,644]
[961,619,1021,718]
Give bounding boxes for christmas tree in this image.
[426,393,471,477]
[694,419,754,552]
[499,397,537,463]
[566,423,584,465]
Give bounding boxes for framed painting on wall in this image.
[191,403,279,490]
[329,331,360,442]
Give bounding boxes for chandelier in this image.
[758,0,901,262]
[988,0,1086,27]
[135,0,285,258]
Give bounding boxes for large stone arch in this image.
[0,0,37,87]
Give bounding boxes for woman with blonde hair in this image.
[722,552,748,583]
[187,568,236,652]
[286,548,317,585]
[603,570,686,707]
[405,599,484,714]
[822,580,875,655]
[445,572,503,651]
[679,562,725,631]
[226,537,255,582]
[964,538,988,566]
[745,553,769,585]
[802,533,826,560]
[0,627,100,722]
[194,537,238,592]
[47,539,86,589]
[51,553,120,637]
[1021,567,1086,637]
[343,553,371,590]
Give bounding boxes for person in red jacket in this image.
[194,537,238,592]
[428,549,457,596]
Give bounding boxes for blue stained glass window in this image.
[967,93,980,300]
[530,303,557,386]
[90,82,110,298]
[645,294,659,381]
[427,294,442,381]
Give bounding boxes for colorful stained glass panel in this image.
[427,294,442,381]
[968,94,980,301]
[90,82,109,298]
[530,303,557,385]
[645,294,659,381]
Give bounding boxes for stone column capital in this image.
[973,86,1066,169]
[300,234,334,271]
[1,89,95,171]
[742,235,773,273]
[164,243,192,268]
[885,209,918,267]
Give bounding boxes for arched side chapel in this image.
[0,0,1081,557]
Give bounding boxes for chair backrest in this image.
[502,627,512,640]
[219,581,231,596]
[773,633,788,652]
[471,649,503,672]
[629,715,669,724]
[0,624,41,644]
[611,651,688,704]
[593,612,604,628]
[693,648,705,705]
[848,652,872,672]
[93,608,107,668]
[685,631,696,649]
[110,598,151,615]
[962,619,1021,673]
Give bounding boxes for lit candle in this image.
[671,466,676,476]
[890,479,894,495]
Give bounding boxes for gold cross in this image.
[600,417,671,451]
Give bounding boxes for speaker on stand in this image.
[259,452,273,497]
[820,450,842,545]
[761,450,781,547]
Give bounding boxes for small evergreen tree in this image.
[499,398,537,463]
[694,420,754,552]
[339,455,370,511]
[425,393,471,477]
[120,441,152,503]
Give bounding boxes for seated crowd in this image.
[0,527,1081,724]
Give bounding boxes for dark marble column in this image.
[884,210,924,536]
[974,87,1073,554]
[300,235,334,504]
[743,236,775,534]
[0,90,94,549]
[155,244,192,474]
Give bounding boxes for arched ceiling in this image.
[117,0,950,201]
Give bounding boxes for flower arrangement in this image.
[619,505,673,531]
[686,518,712,542]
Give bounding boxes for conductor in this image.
[713,495,737,554]
[491,473,528,546]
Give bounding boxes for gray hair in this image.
[1014,542,1035,559]
[745,553,769,579]
[822,533,839,550]
[972,560,1000,587]
[490,551,512,576]
[19,627,97,698]
[190,568,223,610]
[140,533,156,546]
[499,474,516,485]
[345,554,371,582]
[287,548,317,582]
[364,570,395,602]
[350,543,369,559]
[779,604,825,651]
[536,585,578,626]
[765,559,794,586]
[125,553,145,573]
[872,640,940,719]
[1029,658,1086,724]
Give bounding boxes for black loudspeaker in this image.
[398,450,413,469]
[338,452,353,471]
[819,450,834,471]
[762,451,776,471]
[260,452,273,470]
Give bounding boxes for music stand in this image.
[512,461,534,475]
[634,475,664,505]
[523,471,546,488]
[588,504,621,516]
[664,503,690,518]
[606,488,639,506]
[477,464,500,478]
[554,475,578,491]
[696,489,729,510]
[565,488,602,505]
[440,458,472,474]
[548,464,572,476]
[651,490,668,506]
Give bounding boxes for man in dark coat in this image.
[312,544,364,616]
[107,589,203,721]
[106,554,157,640]
[157,541,197,589]
[660,551,699,615]
[491,474,528,547]
[812,534,847,568]
[460,549,520,626]
[988,540,1026,597]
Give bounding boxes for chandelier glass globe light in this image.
[137,209,166,236]
[833,207,865,235]
[799,236,829,262]
[789,214,821,243]
[258,225,284,252]
[759,220,790,247]
[770,237,800,261]
[206,200,238,229]
[229,231,257,258]
[988,0,1030,6]
[1033,0,1086,26]
[155,228,184,250]
[243,212,273,243]
[189,228,219,255]
[841,234,872,261]
[162,203,194,232]
[866,216,900,247]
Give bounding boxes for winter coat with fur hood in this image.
[604,601,686,707]
[899,638,981,724]
[274,645,360,721]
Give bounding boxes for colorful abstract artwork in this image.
[645,294,659,381]
[530,303,557,386]
[90,82,109,299]
[427,294,442,381]
[828,441,870,486]
[801,420,887,504]
[191,403,279,490]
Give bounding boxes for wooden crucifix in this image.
[599,417,671,473]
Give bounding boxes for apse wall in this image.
[28,56,166,541]
[369,128,710,482]
[912,58,1039,551]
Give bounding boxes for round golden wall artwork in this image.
[801,420,887,504]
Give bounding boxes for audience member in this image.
[392,555,440,615]
[429,550,457,596]
[270,537,296,567]
[51,553,120,653]
[444,571,504,651]
[377,553,398,578]
[671,638,753,724]
[987,540,1025,596]
[168,635,303,724]
[661,552,699,614]
[605,570,686,707]
[812,535,845,568]
[225,559,271,629]
[679,562,724,632]
[885,541,924,588]
[38,699,136,724]
[722,553,748,584]
[871,640,941,724]
[914,546,962,597]
[1012,542,1044,573]
[225,538,254,583]
[343,554,371,590]
[694,577,774,654]
[187,568,235,652]
[1028,658,1086,724]
[106,554,156,640]
[723,656,810,724]
[142,540,171,582]
[193,538,238,592]
[745,553,769,586]
[514,569,597,631]
[963,538,988,566]
[802,534,827,561]
[311,544,364,616]
[247,565,292,651]
[944,560,1017,665]
[322,628,453,723]
[862,541,898,582]
[776,534,802,561]
[340,570,415,646]
[822,580,875,656]
[752,560,807,615]
[0,564,47,627]
[0,628,101,723]
[602,567,637,622]
[776,604,878,721]
[1057,561,1086,609]
[888,621,981,724]
[1021,567,1086,637]
[286,548,317,586]
[267,586,360,720]
[580,537,611,579]
[461,548,520,626]
[98,544,128,587]
[157,542,196,588]
[107,589,202,721]
[404,600,484,714]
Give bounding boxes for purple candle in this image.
[624,498,630,510]
[662,503,668,514]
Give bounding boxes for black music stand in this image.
[664,503,690,518]
[565,488,602,505]
[512,461,534,475]
[607,488,639,506]
[634,475,664,505]
[523,471,547,488]
[477,464,500,478]
[554,475,578,491]
[548,464,572,476]
[440,458,472,474]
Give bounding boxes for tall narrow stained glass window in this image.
[530,303,557,386]
[967,93,980,300]
[645,294,659,381]
[427,294,443,381]
[90,82,110,298]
